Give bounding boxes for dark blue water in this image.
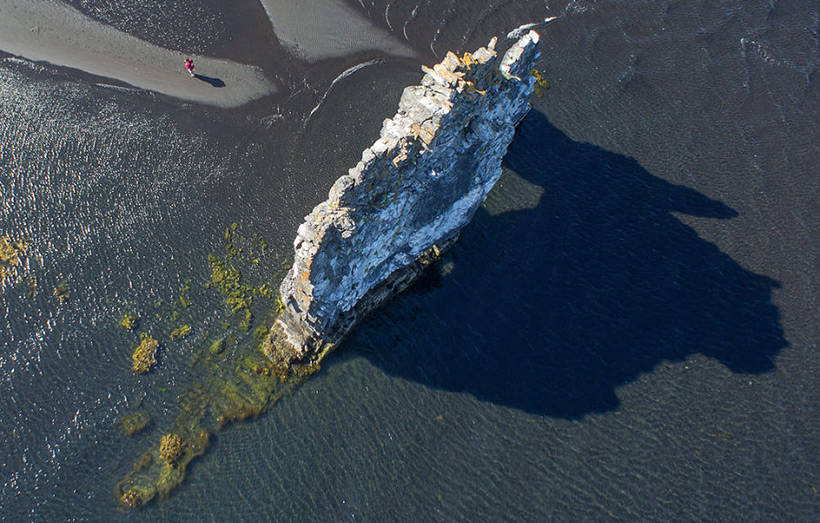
[1,0,818,520]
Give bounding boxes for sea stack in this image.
[263,32,541,367]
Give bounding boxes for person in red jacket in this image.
[184,58,195,77]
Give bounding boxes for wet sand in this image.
[258,0,417,62]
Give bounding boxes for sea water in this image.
[0,0,817,520]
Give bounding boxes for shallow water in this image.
[1,0,818,520]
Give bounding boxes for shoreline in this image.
[257,0,417,62]
[0,0,277,108]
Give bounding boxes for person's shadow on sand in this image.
[347,109,787,419]
[194,74,225,88]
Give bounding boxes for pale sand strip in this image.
[258,0,416,62]
[0,0,277,108]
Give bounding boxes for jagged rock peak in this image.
[263,31,541,367]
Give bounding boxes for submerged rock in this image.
[263,32,541,367]
[115,32,541,510]
[120,410,151,436]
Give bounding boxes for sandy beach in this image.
[258,0,416,62]
[0,0,277,107]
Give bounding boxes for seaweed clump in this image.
[170,324,192,340]
[120,314,139,331]
[115,334,304,509]
[0,236,23,264]
[0,235,43,295]
[531,68,549,97]
[206,223,276,331]
[120,487,146,509]
[116,423,210,509]
[53,278,70,303]
[208,337,225,355]
[0,236,31,287]
[132,335,159,374]
[159,433,184,465]
[177,279,193,308]
[116,224,301,509]
[208,253,254,314]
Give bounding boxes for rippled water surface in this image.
[1,0,818,520]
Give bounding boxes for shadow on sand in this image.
[346,109,787,419]
[194,73,226,87]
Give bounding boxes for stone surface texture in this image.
[263,32,541,366]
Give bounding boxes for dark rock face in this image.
[263,32,541,366]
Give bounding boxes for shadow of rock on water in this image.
[349,109,787,419]
[194,74,226,87]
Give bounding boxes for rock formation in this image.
[263,32,541,366]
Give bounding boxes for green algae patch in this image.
[252,324,269,343]
[53,278,70,303]
[208,253,254,313]
[132,335,159,374]
[114,313,325,510]
[208,337,225,355]
[116,421,210,509]
[206,232,278,331]
[116,224,301,509]
[531,68,549,97]
[0,236,31,287]
[291,361,322,379]
[120,314,140,331]
[115,335,306,509]
[170,324,192,340]
[120,410,151,436]
[257,283,273,299]
[177,279,193,308]
[239,308,252,331]
[0,236,25,265]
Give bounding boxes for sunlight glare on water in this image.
[0,0,818,520]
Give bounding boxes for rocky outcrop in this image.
[263,32,541,366]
